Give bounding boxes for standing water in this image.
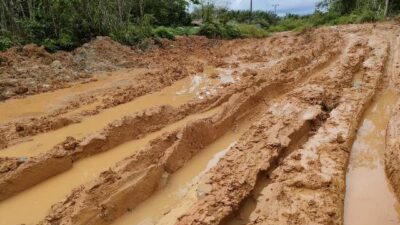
[112,118,254,225]
[344,89,400,225]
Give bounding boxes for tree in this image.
[384,0,389,17]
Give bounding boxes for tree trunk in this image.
[384,0,390,17]
[139,0,144,18]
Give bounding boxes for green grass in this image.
[236,24,269,38]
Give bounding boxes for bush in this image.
[0,36,13,51]
[41,33,76,52]
[198,22,241,39]
[171,27,200,36]
[237,24,269,38]
[357,9,380,23]
[110,25,144,46]
[153,27,176,40]
[333,14,359,24]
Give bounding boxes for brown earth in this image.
[0,21,400,225]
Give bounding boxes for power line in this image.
[272,4,279,15]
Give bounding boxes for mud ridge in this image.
[0,29,342,151]
[0,96,224,201]
[40,77,286,225]
[246,35,389,225]
[35,29,346,225]
[385,100,400,201]
[0,27,344,203]
[173,35,371,225]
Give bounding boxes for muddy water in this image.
[0,69,143,124]
[0,107,220,225]
[344,89,400,225]
[0,71,234,158]
[111,117,254,225]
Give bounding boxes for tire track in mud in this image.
[0,29,341,152]
[385,24,400,205]
[0,27,355,225]
[14,29,340,225]
[0,106,221,225]
[343,25,400,225]
[0,38,336,202]
[173,34,371,225]
[227,34,392,225]
[0,28,342,200]
[0,74,220,157]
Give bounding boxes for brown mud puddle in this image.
[344,89,400,225]
[0,107,220,225]
[111,116,253,225]
[0,69,144,124]
[0,71,234,158]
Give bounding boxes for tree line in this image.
[319,0,399,16]
[0,0,399,52]
[0,0,195,50]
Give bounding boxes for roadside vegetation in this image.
[0,0,399,52]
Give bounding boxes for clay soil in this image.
[0,21,400,225]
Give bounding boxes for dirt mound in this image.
[0,37,134,100]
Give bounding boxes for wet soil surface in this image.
[1,22,400,225]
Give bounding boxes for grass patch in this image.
[236,24,269,38]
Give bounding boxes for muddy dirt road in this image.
[0,22,400,225]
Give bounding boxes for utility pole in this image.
[250,0,253,21]
[384,0,390,17]
[272,4,279,15]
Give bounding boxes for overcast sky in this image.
[194,0,320,16]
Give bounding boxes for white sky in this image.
[192,0,320,16]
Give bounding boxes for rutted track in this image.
[0,22,400,225]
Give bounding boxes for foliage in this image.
[0,31,18,51]
[153,27,176,40]
[0,36,13,51]
[153,26,199,37]
[236,24,269,38]
[0,0,399,52]
[198,22,241,39]
[191,4,278,27]
[0,0,195,51]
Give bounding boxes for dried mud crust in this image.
[0,29,341,151]
[174,34,384,225]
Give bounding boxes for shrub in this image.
[333,14,359,25]
[110,25,144,46]
[357,9,380,23]
[198,22,241,39]
[0,36,13,51]
[171,27,199,36]
[198,23,223,39]
[237,24,269,38]
[153,27,175,40]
